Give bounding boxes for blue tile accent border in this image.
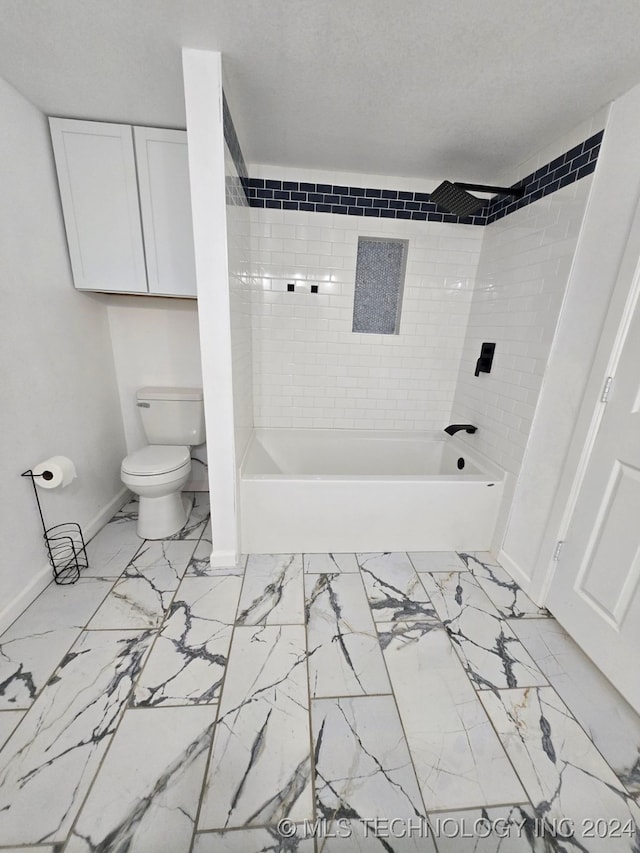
[222,90,249,202]
[247,178,486,225]
[484,130,603,224]
[246,130,603,226]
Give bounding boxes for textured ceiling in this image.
[2,0,640,182]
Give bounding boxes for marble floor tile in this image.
[0,579,114,709]
[133,575,242,707]
[421,572,547,691]
[199,516,212,542]
[304,553,359,573]
[193,828,314,852]
[480,687,640,852]
[1,577,113,636]
[83,498,142,578]
[186,536,247,577]
[198,625,312,830]
[379,621,526,811]
[357,553,436,622]
[313,696,427,827]
[236,554,304,625]
[4,491,640,853]
[0,629,154,844]
[408,552,468,573]
[87,540,195,629]
[305,573,391,698]
[459,552,549,619]
[169,491,210,541]
[0,711,23,749]
[432,805,543,852]
[512,618,640,796]
[317,821,435,851]
[65,706,215,853]
[0,848,56,853]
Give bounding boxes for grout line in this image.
[301,558,319,852]
[352,553,433,827]
[447,555,546,815]
[449,553,632,810]
[363,551,542,821]
[75,496,213,853]
[2,497,207,850]
[59,631,157,847]
[309,692,395,701]
[0,554,133,714]
[426,801,532,815]
[189,550,253,842]
[419,570,551,692]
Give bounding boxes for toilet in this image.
[121,386,205,540]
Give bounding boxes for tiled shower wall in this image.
[449,176,594,475]
[224,129,254,464]
[449,111,605,476]
[250,169,483,431]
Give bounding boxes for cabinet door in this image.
[134,127,197,297]
[49,118,148,293]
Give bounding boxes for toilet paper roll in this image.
[32,456,77,489]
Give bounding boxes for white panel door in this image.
[133,127,197,297]
[546,247,640,712]
[49,118,147,293]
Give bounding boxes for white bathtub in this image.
[240,429,504,553]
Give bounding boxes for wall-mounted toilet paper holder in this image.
[21,464,87,585]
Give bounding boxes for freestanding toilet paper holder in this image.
[20,469,88,584]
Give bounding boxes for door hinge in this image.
[553,540,564,561]
[601,376,614,403]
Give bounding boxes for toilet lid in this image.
[122,445,190,476]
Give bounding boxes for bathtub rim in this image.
[240,427,504,483]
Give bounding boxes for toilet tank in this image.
[136,387,205,445]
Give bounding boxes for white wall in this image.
[106,296,207,489]
[500,82,640,599]
[0,77,127,630]
[250,166,483,431]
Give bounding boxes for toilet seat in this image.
[121,445,190,477]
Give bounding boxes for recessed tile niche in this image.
[352,236,408,335]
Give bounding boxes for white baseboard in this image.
[83,487,130,543]
[0,487,130,636]
[0,564,52,636]
[210,549,240,569]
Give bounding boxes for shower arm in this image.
[453,182,525,198]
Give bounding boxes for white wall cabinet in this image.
[49,118,197,298]
[133,126,197,297]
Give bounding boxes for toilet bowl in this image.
[120,386,205,540]
[121,445,192,540]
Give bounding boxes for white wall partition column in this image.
[182,48,238,566]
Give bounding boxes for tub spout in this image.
[444,424,477,435]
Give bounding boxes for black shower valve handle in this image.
[475,342,496,377]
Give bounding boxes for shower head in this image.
[429,181,486,216]
[430,181,525,217]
